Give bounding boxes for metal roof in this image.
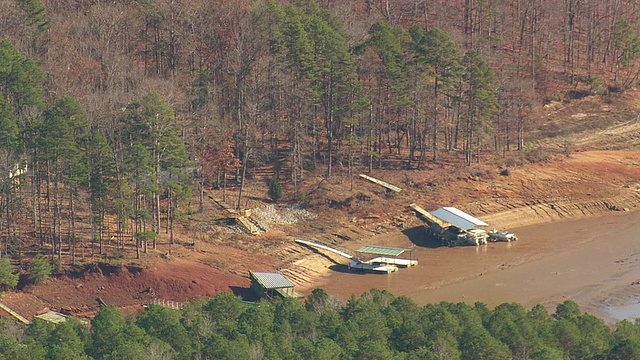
[34,311,68,324]
[250,271,294,290]
[431,207,487,231]
[356,245,409,257]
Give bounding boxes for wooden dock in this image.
[295,239,357,261]
[296,239,412,274]
[0,300,30,324]
[359,174,402,192]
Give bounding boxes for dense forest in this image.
[2,0,640,280]
[0,289,638,359]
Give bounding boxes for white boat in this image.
[348,260,398,273]
[364,257,418,267]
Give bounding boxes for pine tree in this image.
[411,27,463,163]
[42,98,88,263]
[28,254,51,285]
[462,50,499,165]
[0,257,18,289]
[268,177,283,203]
[122,93,190,241]
[87,131,116,256]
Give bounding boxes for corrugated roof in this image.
[250,271,294,290]
[35,311,68,324]
[431,207,487,230]
[356,245,408,257]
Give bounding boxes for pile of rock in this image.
[251,204,317,229]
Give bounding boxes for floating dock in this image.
[348,260,398,273]
[295,239,415,274]
[355,245,417,268]
[364,257,418,267]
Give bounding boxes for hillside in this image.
[2,90,640,322]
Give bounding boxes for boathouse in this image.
[410,204,489,246]
[430,207,488,231]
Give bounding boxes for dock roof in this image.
[250,271,294,290]
[356,245,410,257]
[431,207,487,230]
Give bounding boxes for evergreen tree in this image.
[89,305,126,359]
[0,40,45,262]
[28,254,51,284]
[42,98,88,263]
[45,319,90,360]
[122,93,190,240]
[0,258,18,289]
[411,27,463,163]
[0,39,45,115]
[461,50,499,165]
[268,177,282,203]
[87,131,116,255]
[137,304,192,359]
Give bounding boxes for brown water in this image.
[309,210,640,321]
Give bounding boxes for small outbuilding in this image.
[34,310,68,324]
[249,271,295,299]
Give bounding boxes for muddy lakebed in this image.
[303,210,640,323]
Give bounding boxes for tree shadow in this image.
[229,286,259,302]
[402,225,441,248]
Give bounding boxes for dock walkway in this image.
[359,174,402,192]
[0,300,30,325]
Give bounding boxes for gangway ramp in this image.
[294,239,357,261]
[359,174,402,192]
[0,300,30,325]
[409,203,450,228]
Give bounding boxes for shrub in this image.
[29,254,52,285]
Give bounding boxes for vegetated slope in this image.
[2,91,640,323]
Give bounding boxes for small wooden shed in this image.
[249,271,295,299]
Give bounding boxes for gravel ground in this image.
[251,204,317,230]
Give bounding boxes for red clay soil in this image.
[0,238,277,321]
[1,91,640,324]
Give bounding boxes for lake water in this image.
[309,210,640,322]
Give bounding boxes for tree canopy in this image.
[0,291,637,359]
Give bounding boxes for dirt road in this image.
[302,210,640,323]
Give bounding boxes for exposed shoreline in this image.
[293,203,640,323]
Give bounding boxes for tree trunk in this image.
[70,185,76,265]
[432,77,439,163]
[237,146,249,211]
